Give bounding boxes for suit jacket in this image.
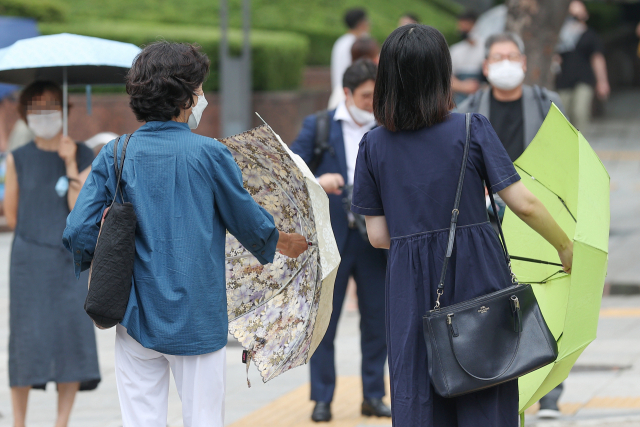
[290,110,351,253]
[457,85,566,148]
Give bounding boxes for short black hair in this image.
[18,80,66,121]
[344,8,367,29]
[126,41,210,122]
[374,25,454,132]
[457,9,478,22]
[343,59,377,92]
[401,13,420,24]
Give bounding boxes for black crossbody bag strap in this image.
[111,133,134,206]
[434,114,515,310]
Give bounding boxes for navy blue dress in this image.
[351,113,520,427]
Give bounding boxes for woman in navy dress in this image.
[351,25,573,426]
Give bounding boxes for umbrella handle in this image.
[63,67,68,136]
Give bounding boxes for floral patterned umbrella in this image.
[220,123,340,384]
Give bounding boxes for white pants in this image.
[115,325,226,427]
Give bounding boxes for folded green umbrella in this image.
[500,104,610,412]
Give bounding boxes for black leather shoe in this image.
[311,401,332,422]
[361,398,391,417]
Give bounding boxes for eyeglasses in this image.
[487,53,523,63]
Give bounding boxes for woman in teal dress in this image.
[4,81,100,427]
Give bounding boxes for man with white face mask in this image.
[290,59,390,423]
[458,32,565,162]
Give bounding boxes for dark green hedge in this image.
[33,0,458,66]
[39,21,309,92]
[0,0,66,22]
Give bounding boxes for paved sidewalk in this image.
[588,90,640,290]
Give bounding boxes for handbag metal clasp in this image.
[434,289,444,310]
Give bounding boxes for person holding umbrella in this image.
[63,41,308,427]
[351,24,573,426]
[3,80,99,427]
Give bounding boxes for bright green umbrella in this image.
[500,104,610,412]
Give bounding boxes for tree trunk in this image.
[505,0,572,88]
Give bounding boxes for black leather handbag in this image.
[422,114,558,398]
[84,134,137,329]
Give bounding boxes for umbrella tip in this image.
[255,112,267,126]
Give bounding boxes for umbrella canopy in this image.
[0,33,140,85]
[0,33,141,135]
[500,104,610,411]
[220,122,340,383]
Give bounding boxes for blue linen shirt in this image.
[63,121,279,356]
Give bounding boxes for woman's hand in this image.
[58,135,77,166]
[558,240,573,274]
[276,232,309,258]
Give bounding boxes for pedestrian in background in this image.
[328,8,370,109]
[329,36,380,109]
[450,10,484,106]
[351,36,379,64]
[458,33,565,162]
[555,0,610,133]
[291,59,391,423]
[63,41,308,427]
[352,24,573,426]
[3,80,100,427]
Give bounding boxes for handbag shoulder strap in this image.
[434,113,472,309]
[486,170,518,285]
[433,114,517,310]
[111,133,133,206]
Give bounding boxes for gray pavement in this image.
[588,89,640,289]
[0,89,640,426]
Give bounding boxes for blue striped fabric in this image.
[63,121,279,355]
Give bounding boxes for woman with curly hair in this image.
[63,41,308,427]
[4,80,100,427]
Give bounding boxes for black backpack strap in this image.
[308,110,334,174]
[111,133,134,206]
[533,85,550,119]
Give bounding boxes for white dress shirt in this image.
[334,101,376,185]
[330,33,357,92]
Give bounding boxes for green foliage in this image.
[40,21,309,92]
[38,0,458,65]
[0,0,66,22]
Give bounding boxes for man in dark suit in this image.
[290,60,390,422]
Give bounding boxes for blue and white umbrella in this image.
[0,33,141,134]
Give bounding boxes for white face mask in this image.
[487,60,526,91]
[346,90,375,125]
[188,94,208,130]
[27,111,63,139]
[347,101,375,126]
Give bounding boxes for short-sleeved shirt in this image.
[63,121,279,356]
[351,113,519,236]
[556,28,604,89]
